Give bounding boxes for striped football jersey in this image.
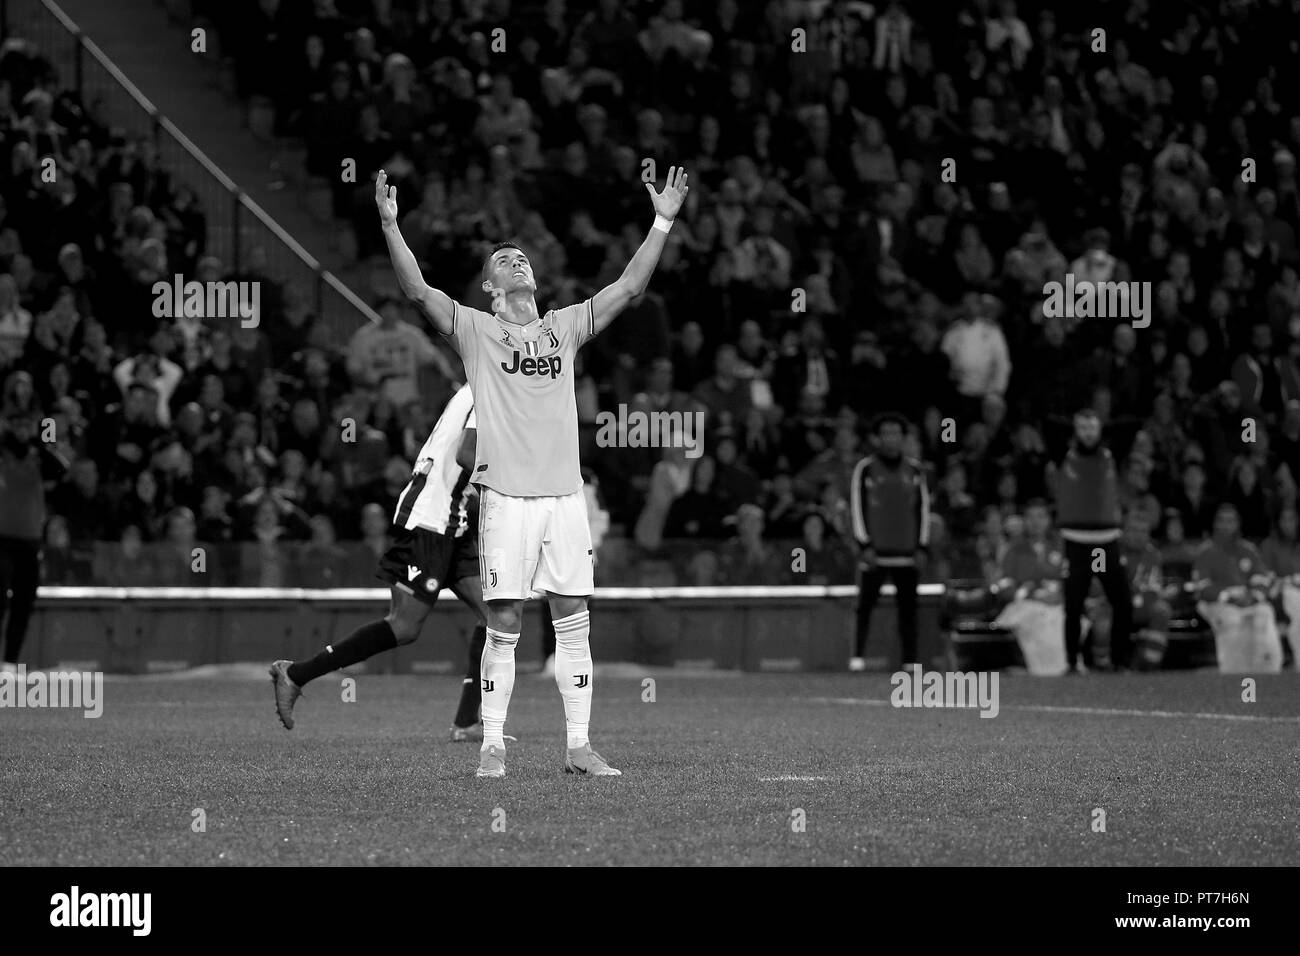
[392,383,476,536]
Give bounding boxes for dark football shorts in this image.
[376,525,480,607]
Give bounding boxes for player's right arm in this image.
[456,427,476,473]
[376,169,455,335]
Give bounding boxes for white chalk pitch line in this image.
[808,697,1300,724]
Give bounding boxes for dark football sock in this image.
[542,606,556,658]
[287,620,397,686]
[453,625,487,727]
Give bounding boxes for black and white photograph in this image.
[0,0,1293,926]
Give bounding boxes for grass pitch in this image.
[2,668,1296,866]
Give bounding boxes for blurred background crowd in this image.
[4,0,1300,588]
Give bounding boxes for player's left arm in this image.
[590,166,689,336]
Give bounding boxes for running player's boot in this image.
[269,660,303,729]
[848,656,866,672]
[476,744,506,778]
[450,722,484,742]
[564,744,622,776]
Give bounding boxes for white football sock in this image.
[552,610,592,749]
[480,628,518,749]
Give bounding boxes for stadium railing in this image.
[1,0,380,342]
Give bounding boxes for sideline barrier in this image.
[28,585,947,674]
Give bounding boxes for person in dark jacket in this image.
[848,412,930,670]
[0,413,69,672]
[1049,408,1132,671]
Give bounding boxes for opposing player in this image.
[269,383,496,739]
[375,164,689,778]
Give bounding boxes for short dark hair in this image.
[482,241,525,282]
[871,411,908,434]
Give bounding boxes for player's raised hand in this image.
[375,169,398,226]
[645,166,689,220]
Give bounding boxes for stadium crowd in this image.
[4,0,1300,593]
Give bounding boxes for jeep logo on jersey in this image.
[501,352,563,378]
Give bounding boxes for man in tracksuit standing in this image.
[849,412,930,670]
[0,414,68,674]
[1052,409,1131,671]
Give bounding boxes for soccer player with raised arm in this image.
[375,165,689,778]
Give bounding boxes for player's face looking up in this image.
[481,248,535,300]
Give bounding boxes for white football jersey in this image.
[442,298,594,497]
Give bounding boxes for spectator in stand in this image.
[693,342,753,435]
[796,510,855,585]
[717,503,785,586]
[763,472,803,540]
[343,502,392,585]
[1194,503,1282,674]
[794,420,859,505]
[664,455,728,540]
[1169,461,1217,541]
[97,524,156,587]
[942,294,1011,423]
[772,316,840,414]
[1226,456,1272,541]
[992,500,1068,676]
[0,274,33,366]
[152,506,212,586]
[1263,506,1300,668]
[296,513,349,587]
[196,485,234,546]
[346,297,456,407]
[49,456,107,544]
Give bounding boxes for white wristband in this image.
[652,214,674,234]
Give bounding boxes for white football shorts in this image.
[477,486,595,600]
